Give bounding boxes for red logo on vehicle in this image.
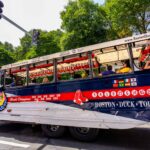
[73,90,88,105]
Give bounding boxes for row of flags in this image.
[113,78,137,88]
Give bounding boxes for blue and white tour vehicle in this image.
[0,32,150,141]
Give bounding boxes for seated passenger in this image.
[144,60,150,70]
[139,45,150,69]
[10,79,15,87]
[100,65,115,76]
[42,77,49,83]
[10,78,23,87]
[74,73,81,79]
[7,75,16,87]
[139,45,150,63]
[69,72,75,80]
[29,79,37,85]
[14,76,23,86]
[81,70,89,79]
[117,60,132,73]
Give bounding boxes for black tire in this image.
[41,124,65,138]
[69,127,99,142]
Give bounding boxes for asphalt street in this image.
[0,122,149,150]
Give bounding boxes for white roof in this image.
[2,32,150,70]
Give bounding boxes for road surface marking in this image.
[0,140,30,148]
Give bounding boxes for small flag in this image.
[113,84,118,88]
[131,82,137,86]
[131,78,136,82]
[119,83,124,87]
[114,80,118,84]
[125,79,130,83]
[125,83,131,86]
[119,80,124,83]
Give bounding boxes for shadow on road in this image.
[0,122,149,150]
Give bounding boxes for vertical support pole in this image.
[26,65,29,86]
[88,51,93,78]
[128,43,134,72]
[53,59,57,83]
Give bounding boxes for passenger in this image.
[42,77,49,83]
[81,70,89,79]
[139,45,150,69]
[57,74,61,80]
[29,79,37,85]
[69,72,75,80]
[10,78,15,87]
[117,60,132,73]
[14,76,23,86]
[8,75,16,87]
[100,65,115,76]
[139,45,150,63]
[32,79,36,83]
[74,73,81,79]
[144,60,150,70]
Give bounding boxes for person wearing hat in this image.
[117,60,132,73]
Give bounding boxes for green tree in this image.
[4,42,14,52]
[60,0,107,50]
[0,42,15,66]
[35,29,63,57]
[16,29,63,60]
[104,0,150,39]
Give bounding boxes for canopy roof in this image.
[2,32,150,70]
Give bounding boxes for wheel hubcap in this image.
[49,125,59,132]
[76,127,90,134]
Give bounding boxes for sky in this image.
[0,0,105,47]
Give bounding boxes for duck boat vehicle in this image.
[0,33,150,141]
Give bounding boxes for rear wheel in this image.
[69,127,99,142]
[41,124,65,138]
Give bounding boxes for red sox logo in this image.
[73,90,88,105]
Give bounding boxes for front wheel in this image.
[41,124,65,138]
[69,127,99,142]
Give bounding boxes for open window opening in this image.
[56,53,91,81]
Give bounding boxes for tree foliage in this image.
[104,0,150,40]
[15,29,63,60]
[60,0,107,50]
[0,42,15,66]
[35,29,63,57]
[1,0,150,65]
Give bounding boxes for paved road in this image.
[0,122,149,150]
